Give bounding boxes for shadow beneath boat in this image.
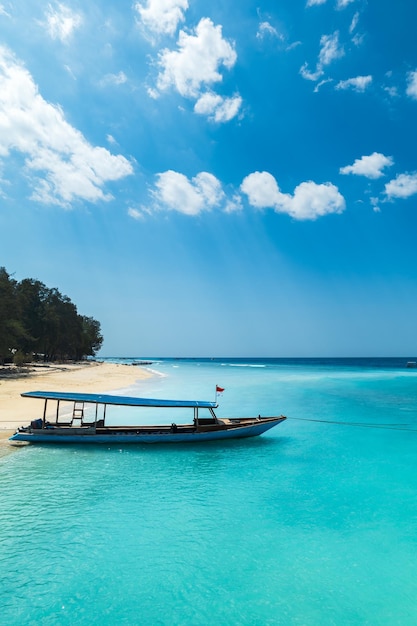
[16,433,288,455]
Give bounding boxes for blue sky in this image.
[1,0,417,357]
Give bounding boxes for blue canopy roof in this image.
[21,390,217,409]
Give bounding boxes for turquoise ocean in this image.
[1,357,417,625]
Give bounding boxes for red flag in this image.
[216,386,225,393]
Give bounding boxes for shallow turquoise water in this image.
[1,359,417,625]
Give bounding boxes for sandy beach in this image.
[0,361,152,443]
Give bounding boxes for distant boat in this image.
[406,361,417,368]
[9,391,286,444]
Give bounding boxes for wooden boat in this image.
[9,390,286,444]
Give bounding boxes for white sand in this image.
[0,361,152,441]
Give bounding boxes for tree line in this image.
[0,267,103,364]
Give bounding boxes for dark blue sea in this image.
[1,357,417,625]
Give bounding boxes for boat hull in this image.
[10,417,286,444]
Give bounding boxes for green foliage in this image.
[0,267,103,363]
[13,351,32,367]
[77,316,104,360]
[0,267,19,363]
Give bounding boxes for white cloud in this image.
[135,0,188,36]
[337,0,356,7]
[155,18,237,98]
[351,33,364,47]
[349,11,359,33]
[152,17,241,123]
[240,171,345,220]
[0,4,11,18]
[336,75,372,92]
[340,153,393,179]
[241,171,281,209]
[286,41,302,52]
[385,173,417,199]
[64,64,76,80]
[99,71,128,87]
[384,85,398,98]
[128,204,153,219]
[314,78,333,92]
[0,46,133,206]
[44,3,82,42]
[306,0,355,9]
[300,31,344,83]
[370,197,380,213]
[224,194,243,213]
[128,207,144,220]
[406,70,417,100]
[152,170,224,215]
[300,63,323,82]
[256,21,280,40]
[319,32,344,66]
[289,181,345,219]
[194,92,242,122]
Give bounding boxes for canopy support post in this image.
[43,399,47,428]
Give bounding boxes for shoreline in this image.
[0,361,152,445]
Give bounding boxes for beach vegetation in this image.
[0,267,25,364]
[0,267,103,363]
[12,350,32,367]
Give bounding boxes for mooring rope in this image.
[287,416,417,431]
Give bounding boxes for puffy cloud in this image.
[241,171,282,209]
[155,18,237,98]
[385,173,417,199]
[152,170,224,215]
[340,153,393,179]
[194,92,242,123]
[306,0,327,6]
[135,0,188,36]
[240,171,345,220]
[406,70,417,100]
[0,46,133,206]
[43,3,82,42]
[289,181,345,219]
[336,75,372,92]
[300,31,344,83]
[152,17,241,122]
